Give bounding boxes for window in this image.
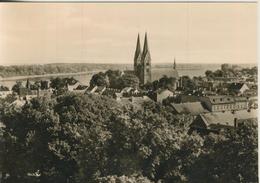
[146,68,149,72]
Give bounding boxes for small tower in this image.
[141,32,152,84]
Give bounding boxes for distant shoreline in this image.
[0,63,256,81]
[0,70,105,81]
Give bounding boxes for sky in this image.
[0,3,257,66]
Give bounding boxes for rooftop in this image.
[206,95,235,104]
[171,102,208,115]
[200,109,257,127]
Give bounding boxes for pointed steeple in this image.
[143,32,149,55]
[134,33,142,61]
[173,57,176,70]
[142,32,151,61]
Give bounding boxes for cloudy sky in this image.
[0,3,257,65]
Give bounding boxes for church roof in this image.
[151,68,179,81]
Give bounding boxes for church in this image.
[133,33,179,86]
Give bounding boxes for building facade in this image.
[199,96,249,112]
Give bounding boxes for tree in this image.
[11,81,23,93]
[118,74,140,89]
[205,70,213,78]
[50,77,66,90]
[30,81,41,90]
[65,77,78,85]
[40,80,49,90]
[221,64,231,72]
[105,70,122,89]
[0,92,257,183]
[90,72,109,87]
[158,75,177,91]
[50,77,78,95]
[213,69,224,77]
[1,93,121,183]
[188,121,258,183]
[180,76,196,94]
[0,85,9,91]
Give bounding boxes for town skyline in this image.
[0,3,257,66]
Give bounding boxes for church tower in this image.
[133,33,152,85]
[140,33,152,84]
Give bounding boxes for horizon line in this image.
[0,61,257,67]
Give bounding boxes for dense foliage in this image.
[90,70,140,89]
[205,64,257,78]
[142,75,178,92]
[49,77,78,95]
[0,93,258,183]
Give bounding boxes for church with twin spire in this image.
[133,33,179,85]
[134,33,152,84]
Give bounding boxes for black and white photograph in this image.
[0,1,258,183]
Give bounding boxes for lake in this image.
[0,63,255,89]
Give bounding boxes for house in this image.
[130,96,152,107]
[120,87,142,97]
[234,97,249,110]
[10,98,27,107]
[190,109,257,133]
[247,96,258,109]
[118,95,153,110]
[72,85,88,94]
[94,86,106,95]
[67,82,81,91]
[85,85,98,94]
[228,83,249,95]
[148,89,173,103]
[102,88,121,98]
[213,77,240,83]
[0,86,12,98]
[199,96,248,112]
[121,87,134,94]
[114,92,123,101]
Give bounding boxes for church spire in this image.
[143,32,149,55]
[134,33,142,61]
[173,57,176,70]
[134,33,142,76]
